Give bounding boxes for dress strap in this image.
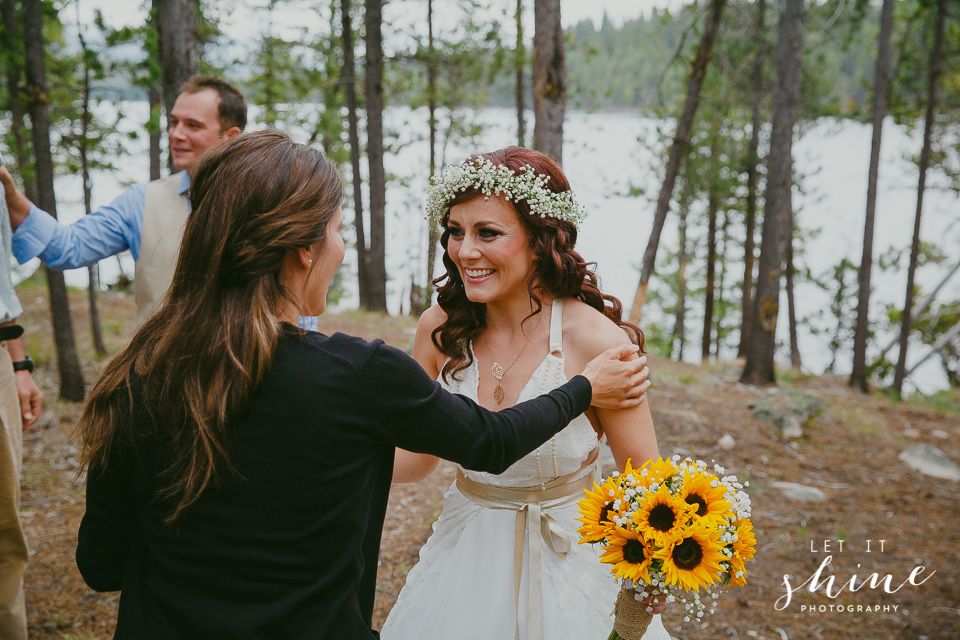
[549,298,564,357]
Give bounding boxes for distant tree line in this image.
[621,0,960,397]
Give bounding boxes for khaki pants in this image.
[0,342,27,640]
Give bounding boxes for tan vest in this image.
[136,173,190,323]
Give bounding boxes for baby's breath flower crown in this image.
[425,157,586,228]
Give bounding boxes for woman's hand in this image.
[0,166,33,229]
[635,590,668,615]
[580,345,650,410]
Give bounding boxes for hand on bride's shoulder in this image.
[561,299,640,371]
[562,300,658,469]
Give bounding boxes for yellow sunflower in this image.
[632,485,695,547]
[617,458,642,488]
[600,526,656,584]
[655,524,726,592]
[722,520,756,587]
[678,470,733,527]
[733,519,756,563]
[576,476,625,543]
[630,456,678,488]
[728,552,748,587]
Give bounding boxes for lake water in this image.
[23,103,960,394]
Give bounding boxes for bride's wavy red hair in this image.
[431,146,644,382]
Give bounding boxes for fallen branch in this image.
[21,488,83,507]
[871,256,960,366]
[904,318,960,378]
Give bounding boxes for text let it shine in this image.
[775,539,935,610]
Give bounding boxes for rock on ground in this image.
[771,481,826,502]
[898,443,960,481]
[750,391,827,439]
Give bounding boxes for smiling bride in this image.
[382,147,671,640]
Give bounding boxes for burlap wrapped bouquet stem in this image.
[609,586,654,640]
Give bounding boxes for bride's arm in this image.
[567,304,658,472]
[392,306,445,483]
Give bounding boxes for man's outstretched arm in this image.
[1,166,144,269]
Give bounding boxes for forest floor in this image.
[14,285,960,640]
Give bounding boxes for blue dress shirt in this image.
[9,172,318,331]
[12,172,190,267]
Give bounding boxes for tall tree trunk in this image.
[741,0,803,386]
[316,0,343,154]
[850,0,895,391]
[23,0,85,400]
[364,0,387,311]
[628,0,727,325]
[148,84,162,180]
[671,153,692,361]
[515,0,525,147]
[786,230,801,368]
[738,0,766,358]
[260,3,279,128]
[1,0,37,202]
[146,3,163,181]
[341,0,369,308]
[416,0,439,315]
[532,0,564,163]
[893,0,947,397]
[153,0,199,168]
[715,209,729,358]
[702,160,719,363]
[78,28,107,357]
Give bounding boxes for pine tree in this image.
[153,0,199,159]
[532,0,564,162]
[77,21,106,356]
[341,0,369,307]
[738,0,767,359]
[23,0,85,400]
[628,0,728,325]
[850,0,895,391]
[893,0,948,397]
[364,0,387,311]
[741,0,804,385]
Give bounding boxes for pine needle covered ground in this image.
[15,286,959,639]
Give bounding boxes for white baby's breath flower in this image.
[425,157,586,228]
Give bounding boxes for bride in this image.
[382,148,671,640]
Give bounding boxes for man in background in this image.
[0,75,246,323]
[0,151,44,640]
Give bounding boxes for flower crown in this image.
[425,157,586,228]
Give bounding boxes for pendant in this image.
[494,384,505,404]
[491,362,504,380]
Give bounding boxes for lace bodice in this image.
[439,299,600,488]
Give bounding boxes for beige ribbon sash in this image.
[455,447,600,640]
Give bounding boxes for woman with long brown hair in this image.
[74,131,648,639]
[383,147,669,639]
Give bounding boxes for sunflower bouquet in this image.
[576,455,755,640]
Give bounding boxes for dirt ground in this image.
[15,287,960,639]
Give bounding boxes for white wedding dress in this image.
[381,299,670,640]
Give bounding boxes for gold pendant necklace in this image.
[483,311,544,404]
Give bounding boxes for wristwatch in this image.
[12,356,34,373]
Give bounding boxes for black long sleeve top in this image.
[76,327,592,639]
